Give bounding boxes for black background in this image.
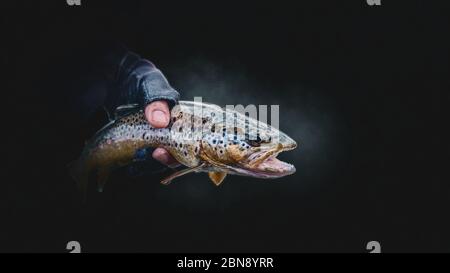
[2,0,449,252]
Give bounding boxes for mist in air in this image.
[165,56,346,192]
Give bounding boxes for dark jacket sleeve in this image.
[101,45,180,115]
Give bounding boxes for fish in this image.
[69,101,297,194]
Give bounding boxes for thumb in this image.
[145,101,170,128]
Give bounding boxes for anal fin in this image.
[208,172,227,186]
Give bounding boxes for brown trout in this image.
[69,101,297,193]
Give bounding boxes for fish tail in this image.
[68,158,89,201]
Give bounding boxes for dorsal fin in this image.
[94,104,139,138]
[113,104,140,120]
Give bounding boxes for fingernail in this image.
[152,110,167,124]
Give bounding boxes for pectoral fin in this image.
[161,163,206,185]
[208,172,227,186]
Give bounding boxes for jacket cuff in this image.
[117,51,180,110]
[139,67,180,109]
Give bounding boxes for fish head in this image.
[198,106,297,179]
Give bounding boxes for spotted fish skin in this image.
[69,101,297,193]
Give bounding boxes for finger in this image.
[145,101,170,128]
[152,148,181,168]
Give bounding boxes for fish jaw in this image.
[242,137,297,178]
[244,151,296,178]
[252,156,296,178]
[221,156,296,179]
[211,143,297,179]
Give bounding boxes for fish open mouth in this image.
[233,143,297,178]
[225,153,296,179]
[243,152,296,178]
[253,156,296,177]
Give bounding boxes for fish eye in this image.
[247,135,263,147]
